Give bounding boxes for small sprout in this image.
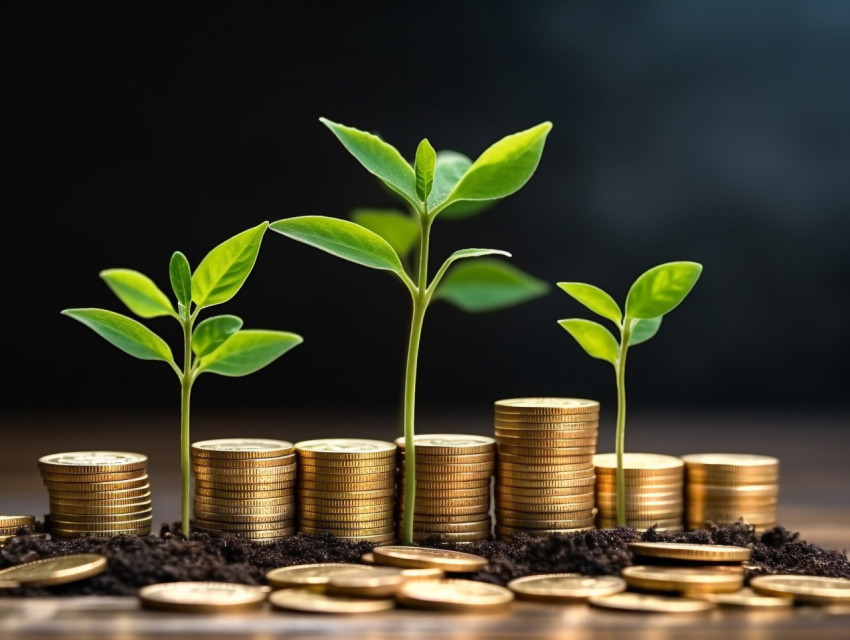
[557,261,703,526]
[62,222,303,535]
[271,118,552,544]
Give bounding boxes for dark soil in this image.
[1,521,847,597]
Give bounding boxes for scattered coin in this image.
[622,565,744,594]
[589,591,716,613]
[138,582,269,612]
[507,574,627,602]
[268,587,395,613]
[0,554,107,587]
[371,546,488,572]
[265,563,372,590]
[326,567,406,598]
[396,578,513,611]
[627,542,752,563]
[0,515,36,529]
[698,587,794,608]
[750,575,850,605]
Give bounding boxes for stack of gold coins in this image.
[681,453,779,532]
[594,453,684,532]
[0,515,36,545]
[396,434,495,543]
[191,439,296,543]
[39,452,151,538]
[296,439,396,544]
[493,398,599,540]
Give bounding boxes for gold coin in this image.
[496,499,595,514]
[298,515,395,529]
[49,509,153,523]
[193,495,292,508]
[496,495,594,509]
[191,455,296,470]
[195,480,295,491]
[43,470,148,485]
[498,456,594,468]
[698,587,794,608]
[405,486,491,498]
[686,484,778,498]
[298,504,394,518]
[498,467,595,479]
[195,505,295,519]
[49,493,152,508]
[0,553,106,586]
[265,563,371,589]
[399,478,491,490]
[496,438,599,451]
[623,565,744,594]
[325,567,406,598]
[372,546,487,572]
[403,497,490,509]
[268,587,394,613]
[194,487,294,499]
[407,531,490,542]
[589,591,716,613]
[402,461,495,475]
[507,573,626,602]
[494,417,599,428]
[50,525,152,538]
[38,452,147,474]
[593,452,683,471]
[192,438,294,458]
[192,465,297,478]
[406,506,490,518]
[498,445,597,457]
[627,542,752,563]
[499,476,596,489]
[139,581,269,612]
[409,520,491,534]
[401,452,496,465]
[405,512,489,524]
[295,439,396,459]
[50,514,152,529]
[495,397,600,413]
[0,515,35,528]
[749,575,850,605]
[48,485,152,500]
[193,516,294,531]
[296,494,395,506]
[395,434,496,455]
[681,453,778,472]
[498,514,596,529]
[494,427,598,441]
[396,578,513,611]
[298,462,396,475]
[496,525,595,538]
[194,510,295,524]
[43,476,150,492]
[194,526,294,538]
[298,479,394,492]
[498,484,593,498]
[299,524,393,537]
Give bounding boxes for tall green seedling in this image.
[62,222,303,535]
[271,119,551,544]
[557,262,702,526]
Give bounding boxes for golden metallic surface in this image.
[496,525,595,538]
[40,470,146,484]
[191,466,296,478]
[497,445,597,457]
[193,495,293,509]
[295,439,396,459]
[265,563,373,589]
[193,518,294,531]
[193,510,295,524]
[190,455,295,470]
[298,525,393,537]
[297,479,394,492]
[49,501,152,515]
[498,456,594,468]
[194,487,294,499]
[191,438,294,458]
[749,575,850,605]
[398,487,490,499]
[408,520,491,534]
[405,513,490,524]
[623,565,745,594]
[42,476,151,492]
[597,518,684,529]
[494,397,600,413]
[38,452,147,474]
[498,514,596,529]
[299,503,394,516]
[298,462,395,475]
[494,417,599,428]
[399,479,491,490]
[49,486,152,501]
[402,461,495,474]
[507,573,626,602]
[681,453,779,471]
[396,578,514,611]
[395,434,496,454]
[49,515,152,530]
[48,509,152,524]
[697,587,794,608]
[593,453,684,472]
[494,429,598,442]
[139,581,269,613]
[372,546,488,572]
[407,531,490,543]
[496,499,595,513]
[499,476,597,489]
[326,567,406,598]
[297,517,395,530]
[0,515,35,528]
[296,487,395,500]
[400,452,496,464]
[0,553,107,587]
[405,506,490,518]
[589,591,716,613]
[50,526,152,538]
[498,484,594,497]
[627,542,752,562]
[268,587,395,613]
[194,526,294,539]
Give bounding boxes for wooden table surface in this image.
[1,410,848,638]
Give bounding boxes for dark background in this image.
[4,1,849,420]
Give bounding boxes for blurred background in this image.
[4,1,849,422]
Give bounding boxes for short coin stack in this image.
[681,453,779,532]
[296,439,396,544]
[39,451,151,538]
[192,439,296,543]
[594,453,684,531]
[0,515,35,545]
[493,398,599,540]
[396,434,495,543]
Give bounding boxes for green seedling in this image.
[557,261,703,526]
[271,118,552,544]
[62,222,303,535]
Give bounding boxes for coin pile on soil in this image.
[0,522,847,598]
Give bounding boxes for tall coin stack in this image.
[192,439,296,543]
[593,453,684,531]
[494,398,599,540]
[295,439,396,544]
[396,434,495,543]
[681,453,779,532]
[39,451,152,538]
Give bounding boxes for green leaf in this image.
[557,318,619,365]
[169,251,192,309]
[198,330,303,377]
[629,317,663,346]
[191,222,268,309]
[435,258,549,313]
[319,118,418,209]
[99,269,175,319]
[434,122,552,214]
[350,208,420,261]
[192,315,243,357]
[625,261,703,319]
[270,216,405,276]
[62,308,175,364]
[414,139,436,202]
[557,282,622,325]
[427,151,472,212]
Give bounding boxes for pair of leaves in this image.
[320,118,552,217]
[557,262,703,365]
[269,216,547,313]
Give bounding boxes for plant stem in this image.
[615,326,631,526]
[180,314,194,536]
[401,215,432,545]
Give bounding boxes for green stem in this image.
[180,313,195,536]
[402,215,432,545]
[615,325,631,526]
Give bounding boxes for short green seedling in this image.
[62,222,303,535]
[271,118,552,544]
[557,261,703,526]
